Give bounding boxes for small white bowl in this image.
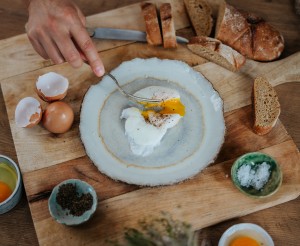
[218,223,274,246]
[0,155,22,214]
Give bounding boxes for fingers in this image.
[26,23,48,59]
[53,32,83,68]
[28,36,49,60]
[76,9,86,27]
[71,26,105,77]
[38,34,65,64]
[25,0,105,77]
[26,25,64,64]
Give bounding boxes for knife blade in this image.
[87,27,189,44]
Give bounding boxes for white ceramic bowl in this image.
[218,223,274,246]
[0,155,22,214]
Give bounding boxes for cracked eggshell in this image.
[15,97,42,128]
[36,72,69,102]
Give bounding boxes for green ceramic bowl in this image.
[48,179,98,226]
[231,152,282,198]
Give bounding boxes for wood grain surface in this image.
[0,0,299,245]
[21,106,299,245]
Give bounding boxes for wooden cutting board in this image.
[0,0,300,245]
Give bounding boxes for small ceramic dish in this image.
[48,179,98,226]
[218,223,274,246]
[0,155,22,214]
[231,152,282,198]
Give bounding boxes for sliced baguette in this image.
[160,3,177,48]
[184,0,213,36]
[253,76,281,135]
[141,2,162,46]
[187,36,246,72]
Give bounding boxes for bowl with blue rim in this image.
[48,179,98,226]
[231,152,282,198]
[0,155,23,214]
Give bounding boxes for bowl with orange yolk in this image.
[218,223,274,246]
[0,155,22,214]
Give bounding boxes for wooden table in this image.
[0,0,299,245]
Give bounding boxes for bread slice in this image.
[141,2,162,46]
[184,0,213,36]
[187,36,246,72]
[160,3,177,48]
[252,77,281,135]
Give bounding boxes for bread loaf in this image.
[141,2,162,46]
[187,36,246,72]
[252,77,281,135]
[184,0,213,36]
[215,2,284,61]
[160,3,177,48]
[215,3,249,45]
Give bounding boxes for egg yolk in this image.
[230,236,260,246]
[0,181,13,202]
[141,98,185,119]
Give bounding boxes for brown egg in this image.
[42,101,74,134]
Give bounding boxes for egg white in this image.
[120,86,183,156]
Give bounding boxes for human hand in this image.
[24,0,105,77]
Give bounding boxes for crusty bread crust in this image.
[215,3,284,61]
[141,2,162,46]
[184,0,213,36]
[187,36,246,72]
[160,3,177,48]
[215,3,249,45]
[252,76,281,135]
[252,21,285,61]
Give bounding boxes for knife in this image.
[87,27,189,44]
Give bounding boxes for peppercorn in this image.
[56,183,93,216]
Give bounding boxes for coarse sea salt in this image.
[237,162,271,190]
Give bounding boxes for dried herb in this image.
[109,212,198,246]
[56,183,93,216]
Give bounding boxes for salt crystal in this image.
[237,161,271,190]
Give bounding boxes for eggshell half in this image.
[15,97,42,128]
[36,72,69,102]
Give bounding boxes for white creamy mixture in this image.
[120,86,183,156]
